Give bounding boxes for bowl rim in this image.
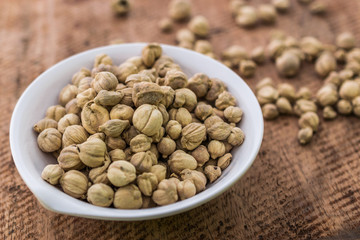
[10,43,263,221]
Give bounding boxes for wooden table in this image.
[2,0,360,239]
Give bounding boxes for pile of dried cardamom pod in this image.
[34,43,245,209]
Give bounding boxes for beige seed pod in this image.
[215,91,237,110]
[298,127,313,145]
[236,6,258,28]
[315,51,337,78]
[251,46,266,64]
[168,150,197,174]
[118,62,138,83]
[94,54,113,68]
[191,145,210,167]
[195,103,213,121]
[336,32,356,50]
[88,132,106,141]
[255,78,275,92]
[206,78,226,102]
[272,0,290,12]
[98,119,129,137]
[109,149,126,161]
[150,164,167,182]
[239,59,256,78]
[316,84,338,107]
[258,4,277,24]
[309,1,327,15]
[60,170,88,199]
[159,86,175,108]
[105,136,126,150]
[299,112,319,131]
[222,45,248,67]
[227,127,245,147]
[122,125,140,145]
[278,83,296,102]
[142,43,162,67]
[177,179,196,200]
[276,51,301,77]
[346,48,360,63]
[337,99,352,115]
[188,15,209,37]
[335,49,347,63]
[157,137,176,158]
[62,125,88,147]
[168,107,192,127]
[72,67,91,86]
[180,169,207,193]
[165,120,182,140]
[204,165,222,183]
[76,88,97,108]
[94,90,123,107]
[125,73,152,88]
[300,36,323,61]
[323,106,337,120]
[152,127,165,143]
[137,172,158,196]
[130,151,158,173]
[159,18,173,32]
[152,179,178,206]
[257,86,279,105]
[78,138,106,167]
[65,99,81,115]
[204,116,223,129]
[37,128,62,153]
[207,140,225,159]
[173,88,198,112]
[111,0,131,15]
[125,56,145,70]
[176,29,195,44]
[339,80,360,100]
[107,160,136,187]
[46,105,66,122]
[92,64,122,80]
[178,40,194,50]
[141,196,157,209]
[276,97,292,114]
[169,0,191,21]
[187,73,211,98]
[33,118,58,133]
[81,101,110,134]
[110,104,134,122]
[345,61,360,75]
[294,99,317,116]
[133,104,163,136]
[351,96,360,117]
[92,72,118,93]
[114,184,143,209]
[262,103,279,120]
[87,183,114,207]
[296,87,312,100]
[57,145,85,170]
[132,82,164,107]
[164,69,188,90]
[130,134,152,153]
[194,40,213,54]
[88,153,111,185]
[207,121,232,140]
[267,39,286,60]
[57,114,81,134]
[181,123,206,150]
[41,164,64,185]
[218,153,232,170]
[77,75,93,94]
[229,0,246,16]
[59,84,78,106]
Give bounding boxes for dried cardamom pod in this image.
[78,138,107,167]
[98,119,130,137]
[81,101,110,134]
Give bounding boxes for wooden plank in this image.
[1,0,360,239]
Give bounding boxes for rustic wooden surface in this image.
[2,0,360,239]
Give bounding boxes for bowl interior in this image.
[10,43,263,221]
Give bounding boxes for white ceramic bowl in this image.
[10,43,263,221]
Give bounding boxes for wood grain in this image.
[2,0,360,239]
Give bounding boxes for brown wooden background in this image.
[2,0,360,239]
